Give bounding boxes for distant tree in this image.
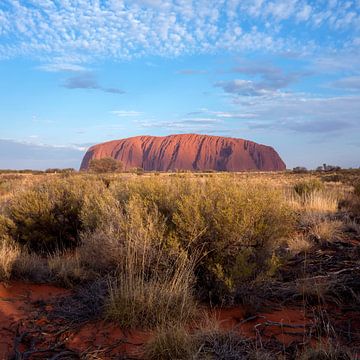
[292,166,308,173]
[45,168,76,174]
[88,157,123,173]
[323,164,341,172]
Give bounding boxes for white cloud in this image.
[0,0,358,64]
[297,4,312,21]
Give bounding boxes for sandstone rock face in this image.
[80,134,286,171]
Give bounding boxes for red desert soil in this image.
[0,282,69,356]
[0,282,320,359]
[80,133,286,172]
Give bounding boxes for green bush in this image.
[172,178,294,302]
[294,178,324,197]
[111,176,294,303]
[6,177,117,253]
[88,157,123,173]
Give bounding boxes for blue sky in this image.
[0,0,359,170]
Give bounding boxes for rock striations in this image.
[80,134,286,171]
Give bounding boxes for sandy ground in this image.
[0,281,320,359]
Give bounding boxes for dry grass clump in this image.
[289,190,339,214]
[145,318,272,360]
[287,233,312,254]
[48,252,88,287]
[309,219,343,244]
[299,344,353,360]
[11,251,52,282]
[0,237,19,280]
[145,325,196,360]
[105,197,197,329]
[106,255,196,329]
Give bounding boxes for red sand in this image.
[0,282,69,356]
[80,134,286,171]
[0,281,355,359]
[211,306,311,345]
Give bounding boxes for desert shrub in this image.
[294,179,324,197]
[6,177,117,253]
[7,179,84,252]
[88,157,123,173]
[111,175,191,222]
[112,176,294,303]
[172,179,294,302]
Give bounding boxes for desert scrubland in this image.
[0,170,360,359]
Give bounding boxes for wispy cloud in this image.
[111,110,143,117]
[231,62,308,90]
[0,139,84,170]
[215,79,278,97]
[176,69,208,75]
[62,72,125,94]
[330,76,360,90]
[37,63,88,73]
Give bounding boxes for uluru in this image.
[80,134,286,171]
